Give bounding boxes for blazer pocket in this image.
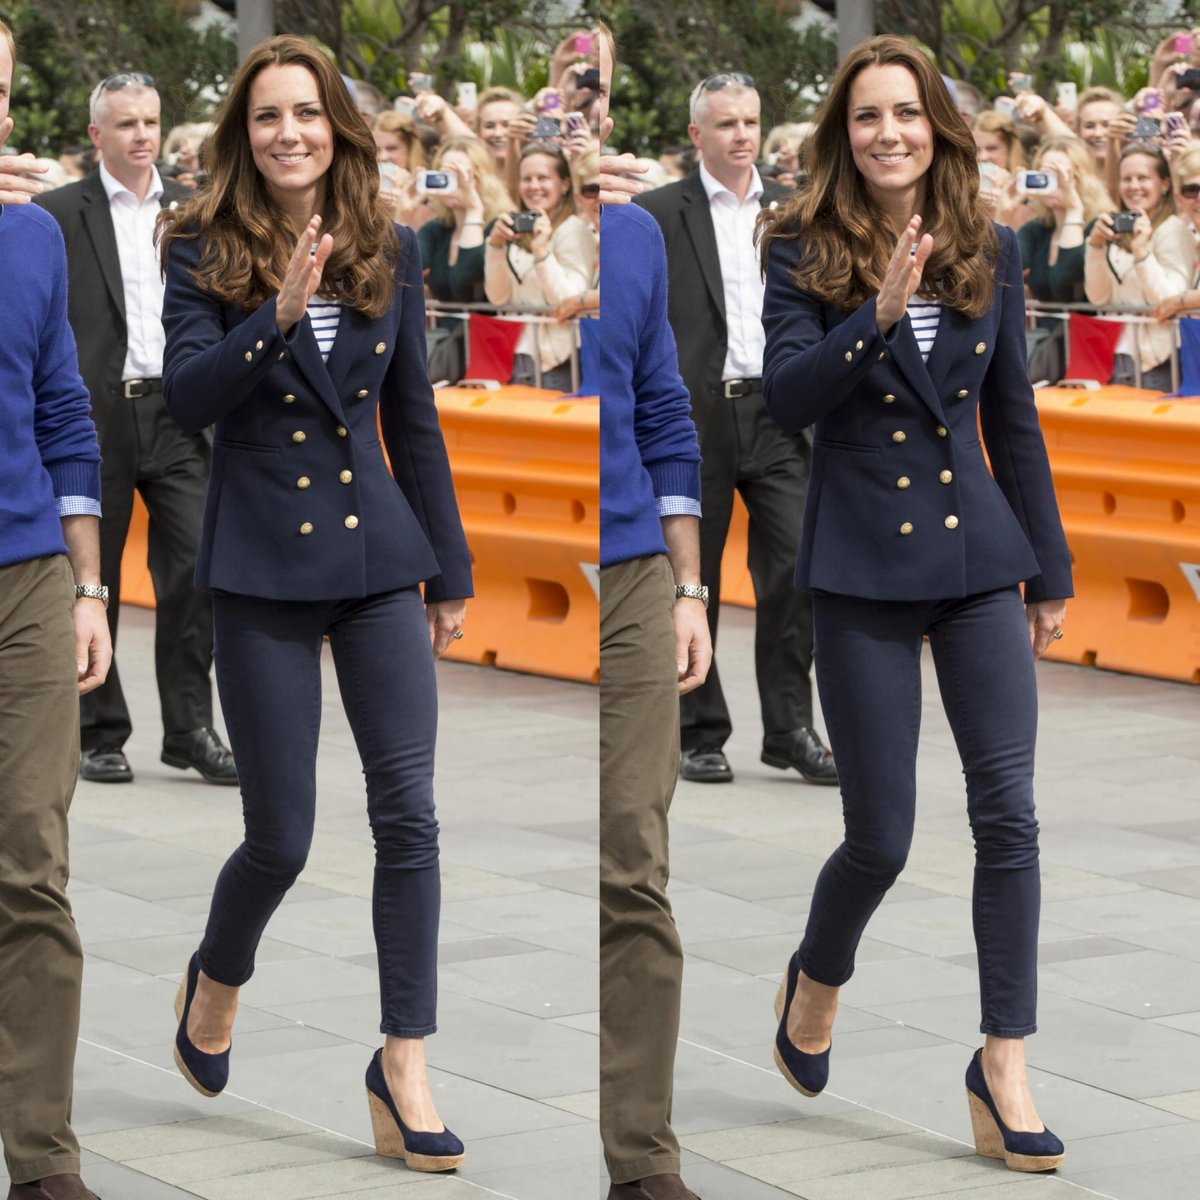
[817,439,881,456]
[216,439,281,456]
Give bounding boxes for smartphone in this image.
[1111,210,1139,233]
[533,115,563,140]
[573,33,594,56]
[538,89,561,113]
[455,81,477,109]
[994,96,1017,118]
[1133,115,1163,139]
[1055,81,1077,109]
[1139,90,1163,113]
[1010,72,1033,93]
[417,169,457,194]
[978,160,1002,185]
[565,111,587,135]
[1017,169,1058,194]
[1167,110,1188,135]
[378,162,399,194]
[1179,68,1200,90]
[1176,33,1194,55]
[511,210,539,234]
[575,67,601,91]
[410,72,434,94]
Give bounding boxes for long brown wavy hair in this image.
[758,35,998,319]
[159,35,398,318]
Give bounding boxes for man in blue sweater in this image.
[0,21,111,1200]
[596,23,712,1200]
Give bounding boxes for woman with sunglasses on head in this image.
[1154,148,1200,322]
[1084,141,1194,391]
[484,141,597,391]
[759,35,1072,1174]
[157,35,471,1173]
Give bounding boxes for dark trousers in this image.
[801,586,1041,1036]
[201,587,441,1036]
[81,389,213,752]
[510,353,574,393]
[0,556,83,1183]
[599,555,684,1183]
[681,390,814,752]
[1110,353,1173,393]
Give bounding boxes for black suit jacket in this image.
[634,170,790,444]
[35,171,189,442]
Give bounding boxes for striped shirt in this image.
[307,298,342,361]
[907,298,941,361]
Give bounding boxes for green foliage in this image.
[1,0,236,155]
[596,0,837,156]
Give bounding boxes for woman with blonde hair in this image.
[1084,141,1194,389]
[973,109,1029,229]
[759,33,1071,1174]
[158,35,470,1171]
[484,141,597,390]
[417,135,513,302]
[1155,146,1200,320]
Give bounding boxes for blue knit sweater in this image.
[0,203,101,568]
[600,204,701,566]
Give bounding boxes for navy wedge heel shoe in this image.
[965,1048,1064,1172]
[772,950,830,1097]
[365,1049,464,1172]
[173,952,230,1097]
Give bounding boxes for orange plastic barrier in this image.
[720,386,1200,685]
[433,385,599,682]
[1035,386,1200,683]
[121,385,599,686]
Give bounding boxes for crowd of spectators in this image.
[3,29,603,389]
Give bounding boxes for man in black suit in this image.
[37,72,235,786]
[635,73,836,787]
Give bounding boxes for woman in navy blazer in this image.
[759,37,1072,1173]
[158,36,470,1172]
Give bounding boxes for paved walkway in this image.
[1,605,597,1200]
[666,605,1200,1200]
[6,602,1200,1198]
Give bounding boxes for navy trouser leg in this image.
[200,588,441,1035]
[200,594,324,986]
[800,587,1041,1035]
[929,586,1040,1036]
[330,588,440,1037]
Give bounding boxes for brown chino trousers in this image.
[599,554,686,1184]
[0,555,84,1184]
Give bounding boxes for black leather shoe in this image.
[608,1176,702,1200]
[762,727,838,786]
[79,744,133,784]
[7,1175,102,1199]
[161,727,238,786]
[679,744,733,783]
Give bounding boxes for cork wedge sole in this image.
[772,975,822,1098]
[367,1090,465,1171]
[967,1089,1064,1172]
[173,977,220,1098]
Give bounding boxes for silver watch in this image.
[75,584,110,608]
[675,583,709,609]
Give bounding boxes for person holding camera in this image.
[1084,142,1194,390]
[157,35,472,1172]
[483,141,597,391]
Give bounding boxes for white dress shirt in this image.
[99,161,167,381]
[699,161,766,381]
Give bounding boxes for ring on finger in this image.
[1052,628,1065,640]
[452,629,465,641]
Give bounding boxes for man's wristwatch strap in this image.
[675,583,709,609]
[75,584,110,608]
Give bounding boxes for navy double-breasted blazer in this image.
[162,225,473,604]
[762,223,1072,604]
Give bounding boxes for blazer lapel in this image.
[924,303,969,399]
[79,175,125,322]
[323,304,368,400]
[888,315,948,426]
[679,174,726,324]
[287,316,347,424]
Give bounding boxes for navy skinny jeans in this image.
[200,586,441,1037]
[801,585,1041,1037]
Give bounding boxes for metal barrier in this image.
[426,299,597,393]
[1025,300,1183,393]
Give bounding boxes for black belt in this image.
[122,377,162,399]
[720,377,762,399]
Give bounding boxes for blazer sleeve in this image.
[162,236,301,434]
[379,227,474,603]
[761,236,906,433]
[980,226,1074,603]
